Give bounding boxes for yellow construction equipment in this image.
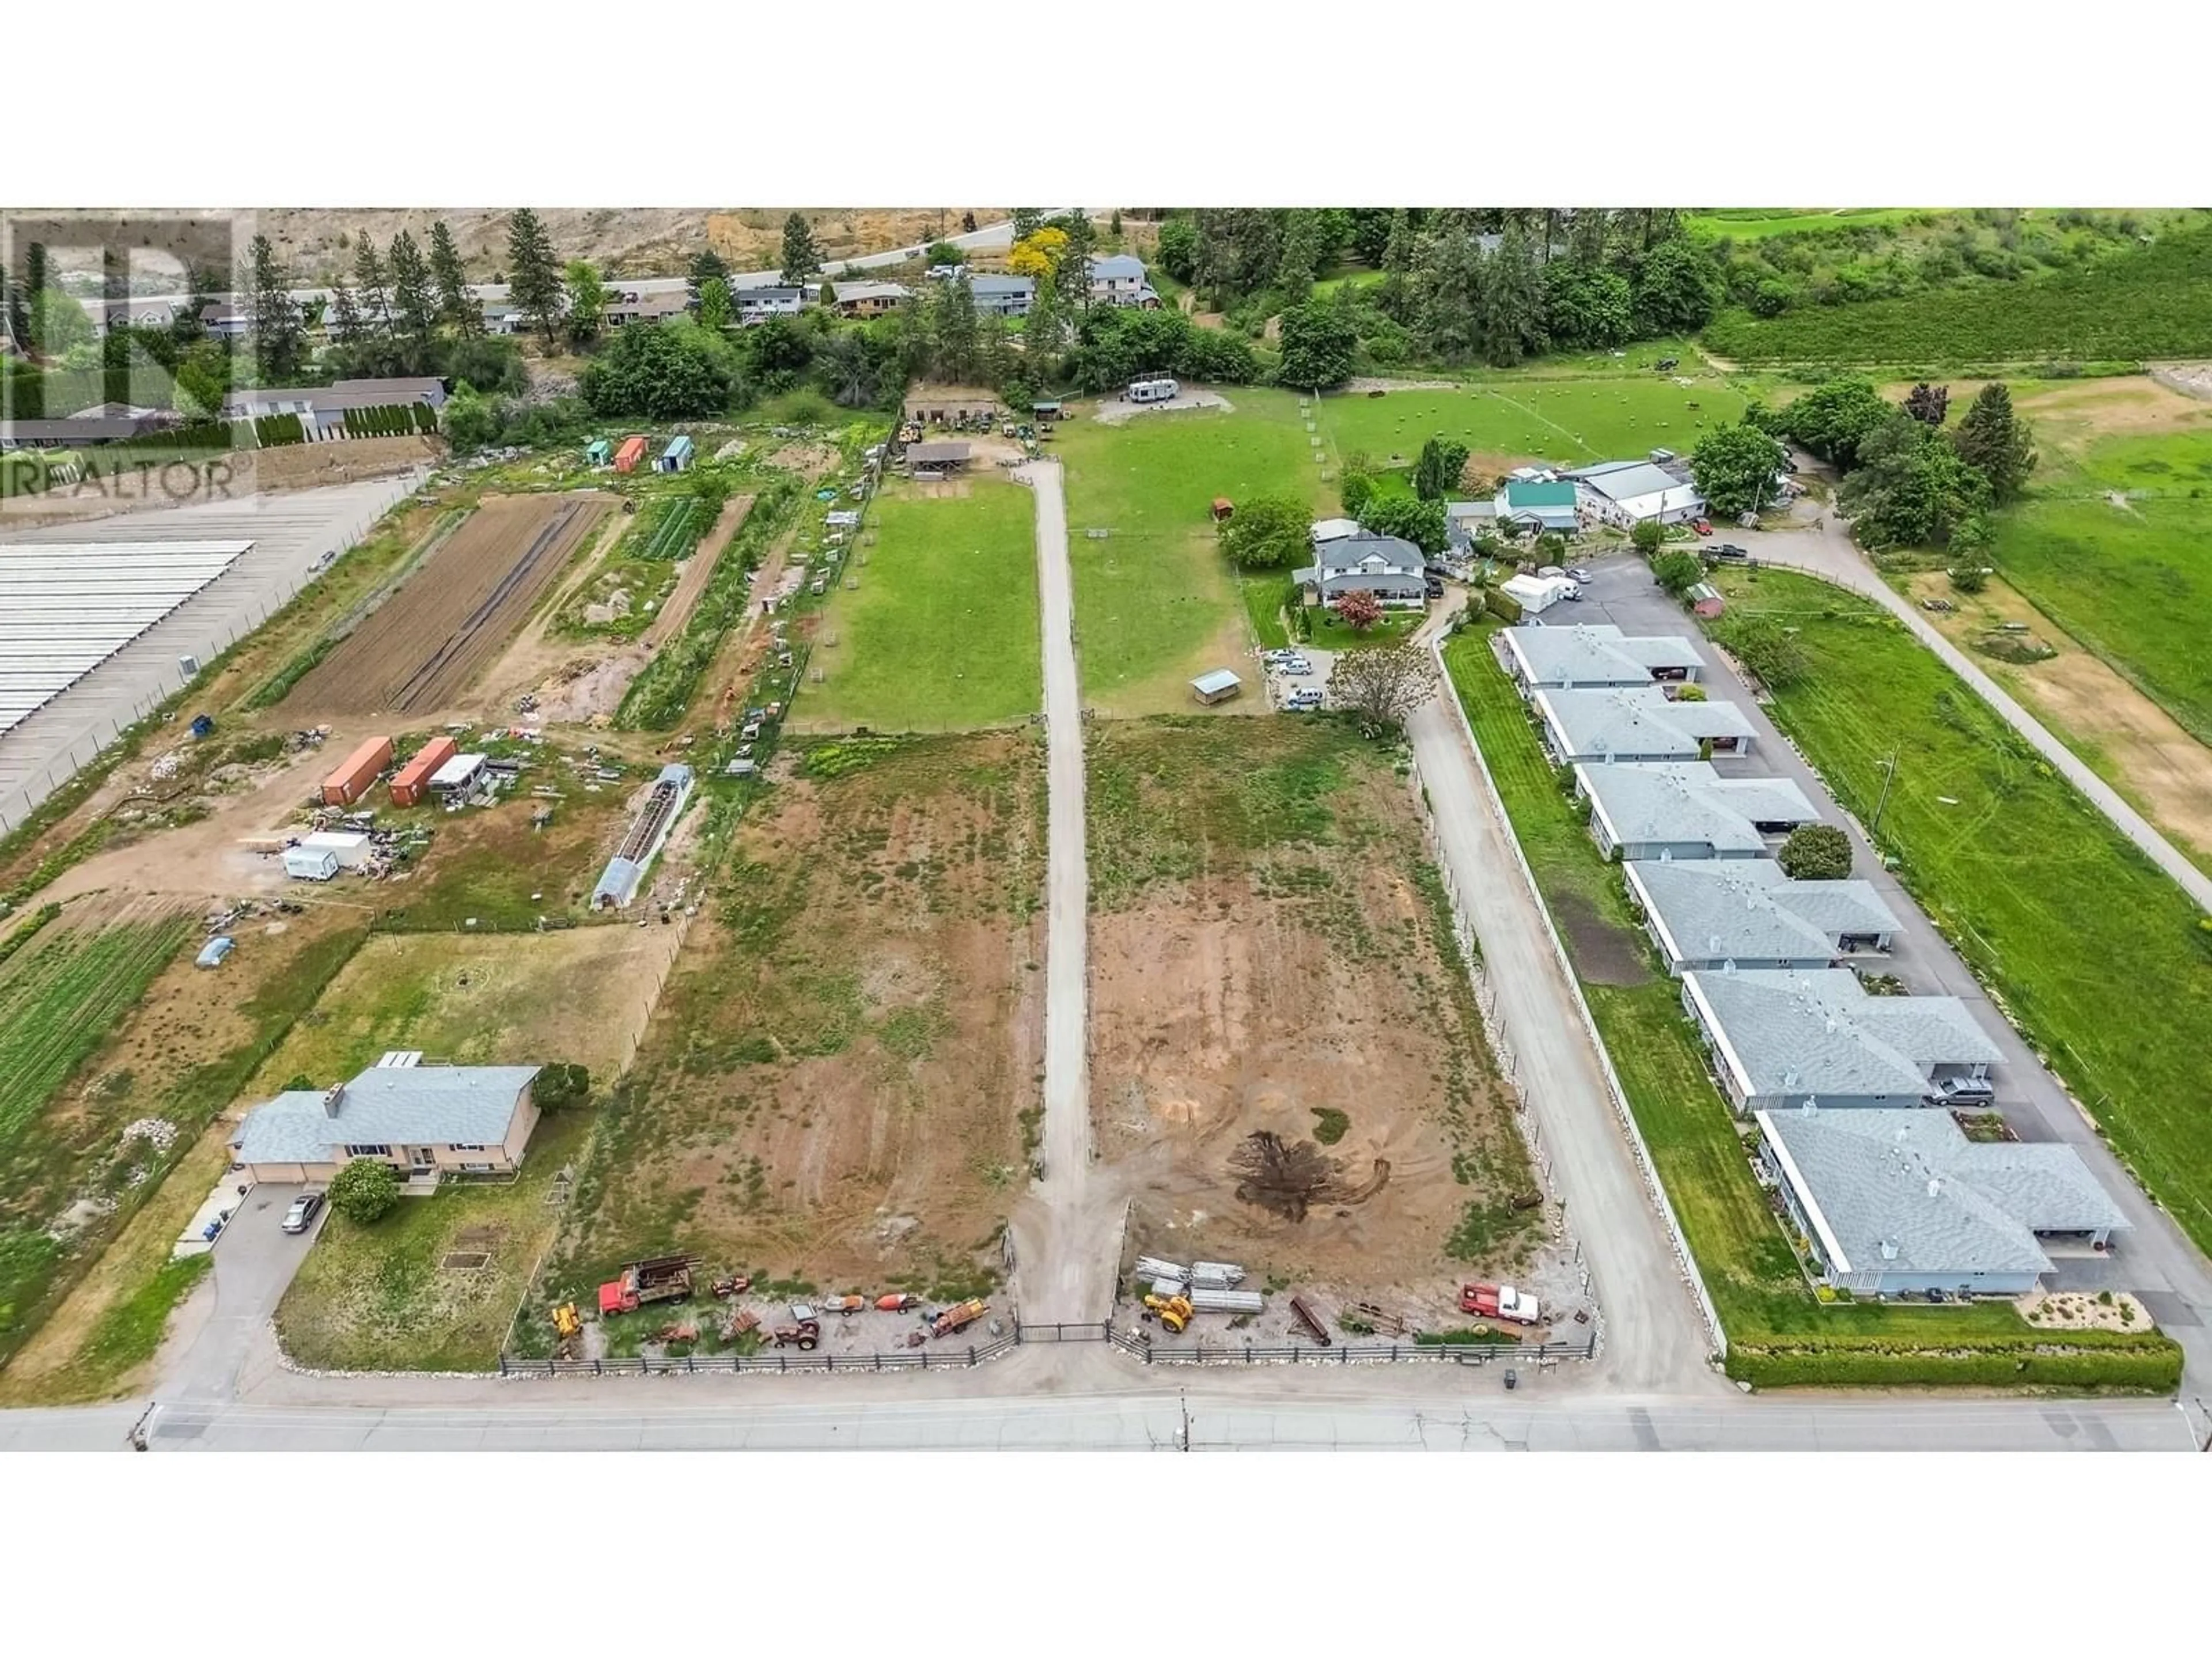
[1142,1293,1194,1335]
[552,1302,581,1339]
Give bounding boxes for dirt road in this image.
[1732,516,2212,914]
[1009,459,1112,1324]
[1405,605,1721,1397]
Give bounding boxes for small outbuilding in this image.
[907,440,972,471]
[283,846,340,882]
[1689,582,1725,619]
[656,434,695,474]
[1191,669,1243,706]
[1210,497,1234,522]
[614,435,648,474]
[299,830,372,869]
[585,438,613,467]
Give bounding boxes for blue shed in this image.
[586,438,613,466]
[656,434,695,473]
[196,935,234,968]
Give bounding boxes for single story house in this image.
[603,289,693,328]
[223,377,445,437]
[1293,534,1429,607]
[1503,624,1705,692]
[1567,458,1706,528]
[969,274,1035,317]
[1626,858,1900,975]
[1531,686,1755,764]
[1087,253,1161,308]
[732,286,805,323]
[830,280,911,317]
[229,1060,543,1184]
[1445,499,1497,554]
[1574,761,1819,861]
[0,410,179,449]
[1682,967,2003,1113]
[1755,1106,2129,1298]
[1495,477,1580,535]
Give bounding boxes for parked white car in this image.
[1275,657,1315,677]
[1283,688,1325,711]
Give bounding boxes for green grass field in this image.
[1317,377,1748,472]
[1990,426,2212,745]
[1058,392,1327,713]
[797,476,1041,731]
[1442,619,2180,1388]
[1684,208,1933,241]
[1706,569,2212,1256]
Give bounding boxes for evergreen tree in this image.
[328,274,365,347]
[1050,212,1095,311]
[387,230,437,346]
[1951,382,2037,502]
[1277,209,1323,306]
[1027,276,1063,360]
[428,221,480,335]
[1414,436,1471,500]
[688,247,729,307]
[352,236,393,336]
[247,233,305,382]
[505,208,565,348]
[1012,208,1044,242]
[1567,208,1612,267]
[1410,226,1485,362]
[937,278,979,380]
[3,268,26,358]
[779,213,821,286]
[1109,208,1123,238]
[1478,227,1547,366]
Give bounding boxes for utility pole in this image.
[1870,748,1900,838]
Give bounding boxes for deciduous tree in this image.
[1631,517,1665,554]
[1651,548,1704,596]
[1154,217,1199,284]
[1358,492,1448,555]
[697,276,733,331]
[1335,588,1385,632]
[1841,411,1993,550]
[1781,373,1891,469]
[1628,237,1723,335]
[563,260,607,347]
[1277,300,1358,388]
[328,1158,400,1225]
[1903,381,1950,426]
[1330,642,1438,736]
[1692,422,1787,518]
[1217,494,1311,571]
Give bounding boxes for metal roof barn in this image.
[0,539,250,734]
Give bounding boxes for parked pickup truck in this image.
[1459,1282,1541,1325]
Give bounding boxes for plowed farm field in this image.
[286,493,611,716]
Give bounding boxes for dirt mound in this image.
[1228,1131,1390,1222]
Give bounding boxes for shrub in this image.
[1483,586,1523,624]
[1310,1107,1350,1145]
[328,1158,400,1225]
[1631,518,1665,554]
[531,1062,591,1110]
[1779,823,1853,880]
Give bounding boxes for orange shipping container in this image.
[321,735,393,805]
[614,435,647,474]
[388,735,458,806]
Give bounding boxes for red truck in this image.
[598,1255,697,1316]
[1459,1283,1542,1325]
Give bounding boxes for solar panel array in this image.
[0,539,252,734]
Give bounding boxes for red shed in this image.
[1211,497,1234,522]
[321,735,393,806]
[388,736,458,806]
[613,435,648,474]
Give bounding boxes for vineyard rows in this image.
[0,916,192,1153]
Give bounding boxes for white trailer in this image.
[1500,573,1578,615]
[299,830,371,869]
[1127,377,1180,404]
[282,846,339,881]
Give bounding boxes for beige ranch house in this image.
[230,1062,542,1185]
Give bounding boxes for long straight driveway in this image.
[1732,516,2212,914]
[1406,616,1721,1396]
[1010,459,1108,1324]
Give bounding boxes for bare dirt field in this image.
[286,493,611,717]
[1906,570,2212,861]
[544,733,1046,1324]
[255,435,441,492]
[1084,719,1567,1337]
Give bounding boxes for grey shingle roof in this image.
[1572,461,1696,505]
[1506,624,1705,687]
[1687,969,2001,1101]
[1627,859,1899,967]
[1757,1106,2128,1278]
[232,1066,539,1165]
[1536,688,1755,760]
[1088,254,1147,281]
[1580,763,1818,855]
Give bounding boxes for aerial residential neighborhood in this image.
[2,163,2210,1511]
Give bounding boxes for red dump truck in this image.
[599,1255,698,1316]
[321,735,393,806]
[1459,1283,1541,1325]
[930,1298,989,1339]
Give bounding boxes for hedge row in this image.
[253,412,305,448]
[340,402,438,439]
[1731,1336,2182,1392]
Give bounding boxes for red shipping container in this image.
[321,734,393,805]
[614,435,647,474]
[388,735,458,806]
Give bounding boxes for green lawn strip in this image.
[1307,608,1422,651]
[1683,208,1934,241]
[1238,574,1294,650]
[1056,392,1321,710]
[1705,568,2212,1259]
[71,1253,210,1393]
[1441,623,2179,1388]
[1319,378,1747,471]
[800,477,1041,730]
[274,1108,593,1372]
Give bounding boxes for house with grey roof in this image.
[1626,858,1899,975]
[1566,457,1707,527]
[1532,687,1755,764]
[1503,624,1705,692]
[1682,967,2002,1113]
[1756,1106,2128,1297]
[1444,499,1497,554]
[223,377,446,437]
[969,274,1035,317]
[829,279,912,317]
[1293,534,1429,607]
[1086,253,1160,308]
[229,1060,543,1184]
[1576,762,1819,861]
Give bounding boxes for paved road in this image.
[1008,459,1105,1324]
[1405,607,1721,1397]
[1575,554,2212,1388]
[158,1183,325,1402]
[1728,515,2212,914]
